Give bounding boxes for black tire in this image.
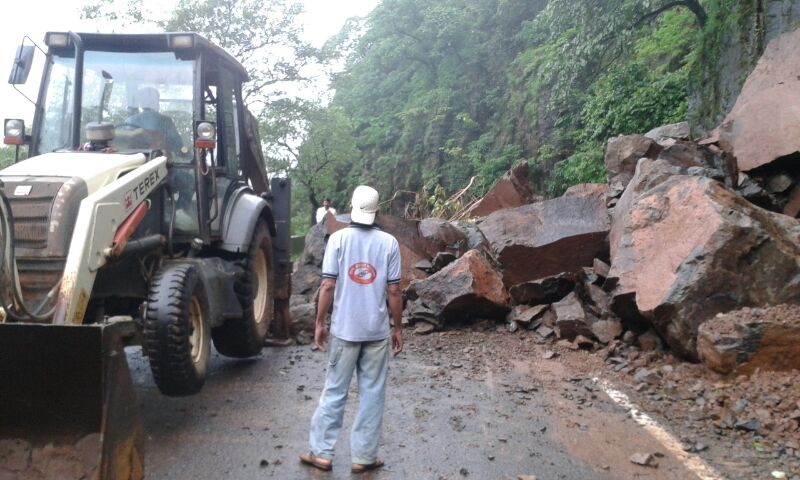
[144,262,210,396]
[212,220,275,357]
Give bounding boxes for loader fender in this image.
[220,187,275,253]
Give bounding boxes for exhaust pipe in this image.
[0,321,143,479]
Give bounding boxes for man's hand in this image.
[315,323,329,352]
[391,328,403,356]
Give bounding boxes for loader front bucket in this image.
[0,321,143,479]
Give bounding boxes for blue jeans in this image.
[308,335,390,464]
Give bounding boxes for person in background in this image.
[315,197,337,223]
[300,185,403,474]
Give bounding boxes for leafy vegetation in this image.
[303,0,706,210]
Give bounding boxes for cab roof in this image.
[44,31,249,81]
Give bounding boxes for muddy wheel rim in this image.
[189,296,205,363]
[253,248,268,323]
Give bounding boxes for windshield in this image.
[37,50,194,160]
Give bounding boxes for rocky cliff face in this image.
[689,0,800,134]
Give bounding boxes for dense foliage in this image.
[294,0,703,221]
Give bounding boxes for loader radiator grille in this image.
[16,257,66,309]
[3,181,64,251]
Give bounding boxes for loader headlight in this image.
[168,34,195,49]
[194,121,216,150]
[44,32,70,48]
[3,119,24,145]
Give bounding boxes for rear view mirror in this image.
[8,45,34,85]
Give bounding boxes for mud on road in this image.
[129,326,753,479]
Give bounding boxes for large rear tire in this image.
[144,262,210,396]
[212,220,275,357]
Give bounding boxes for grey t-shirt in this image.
[321,224,402,342]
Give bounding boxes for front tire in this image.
[212,220,275,357]
[144,262,210,396]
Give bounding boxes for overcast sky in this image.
[1,0,378,126]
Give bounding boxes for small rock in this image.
[772,471,787,479]
[259,459,269,467]
[622,330,636,345]
[460,467,469,476]
[542,350,558,360]
[734,419,760,432]
[633,368,660,385]
[414,322,436,335]
[630,452,658,467]
[536,326,554,338]
[573,335,594,349]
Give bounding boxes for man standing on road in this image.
[315,197,337,223]
[300,185,404,474]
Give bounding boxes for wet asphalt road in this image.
[127,332,699,479]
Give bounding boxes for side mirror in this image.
[8,45,34,85]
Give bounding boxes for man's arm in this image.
[314,279,336,351]
[388,283,403,355]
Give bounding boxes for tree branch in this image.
[636,0,706,28]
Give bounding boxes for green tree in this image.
[292,106,360,229]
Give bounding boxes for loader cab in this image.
[21,32,264,244]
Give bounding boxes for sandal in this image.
[299,452,333,471]
[351,458,384,474]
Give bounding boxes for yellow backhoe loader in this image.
[0,32,291,479]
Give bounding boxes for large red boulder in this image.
[465,162,536,218]
[408,249,510,323]
[609,169,800,360]
[479,194,610,288]
[698,305,800,375]
[716,28,800,172]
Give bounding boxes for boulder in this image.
[716,28,800,172]
[656,139,737,188]
[508,272,576,305]
[507,304,549,327]
[403,298,441,328]
[550,292,594,341]
[698,304,800,375]
[563,183,608,199]
[609,171,800,360]
[453,221,490,251]
[290,221,328,298]
[410,250,510,323]
[289,299,316,335]
[604,134,662,195]
[466,161,536,218]
[645,122,690,142]
[592,258,610,279]
[418,218,467,257]
[326,213,428,290]
[479,195,610,287]
[591,318,622,344]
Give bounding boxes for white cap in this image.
[350,185,379,225]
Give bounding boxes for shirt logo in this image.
[348,262,377,285]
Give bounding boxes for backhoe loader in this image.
[0,32,291,479]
